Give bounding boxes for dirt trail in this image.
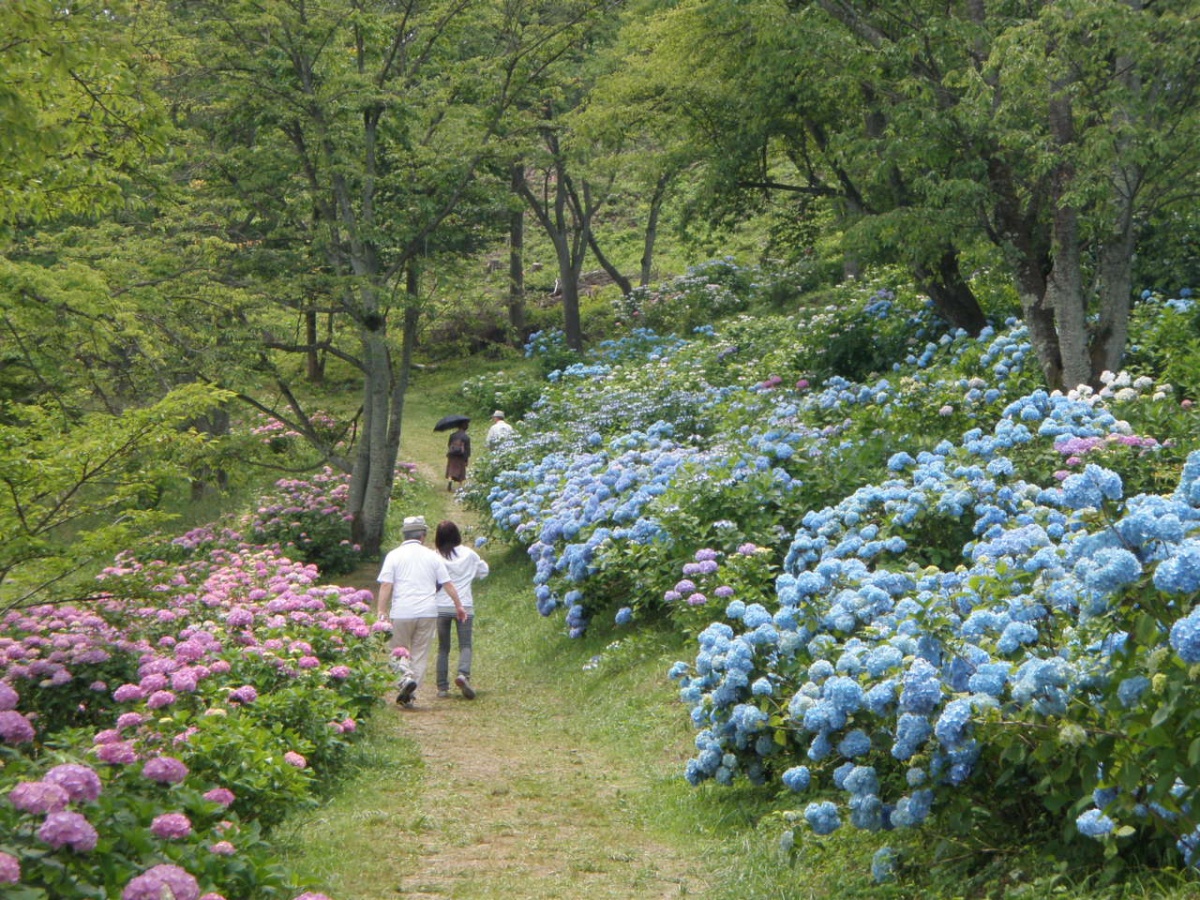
[316,470,711,899]
[379,681,704,899]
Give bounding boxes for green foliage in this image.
[0,383,232,605]
[615,258,752,335]
[0,1,170,234]
[0,744,304,899]
[459,370,544,422]
[181,711,319,830]
[1124,296,1200,401]
[791,275,940,384]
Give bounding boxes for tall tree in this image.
[169,0,616,555]
[0,1,171,235]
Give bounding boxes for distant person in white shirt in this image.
[486,410,515,447]
[376,515,465,707]
[433,520,490,699]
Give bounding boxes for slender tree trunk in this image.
[351,284,394,559]
[305,310,324,383]
[557,243,585,351]
[508,163,526,336]
[586,231,632,296]
[640,174,670,286]
[513,149,587,352]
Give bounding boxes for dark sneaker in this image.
[396,678,418,705]
[455,674,476,700]
[437,690,451,699]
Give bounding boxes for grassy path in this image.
[281,381,730,898]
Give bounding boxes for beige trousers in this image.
[390,617,438,688]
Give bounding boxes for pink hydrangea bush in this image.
[0,478,393,898]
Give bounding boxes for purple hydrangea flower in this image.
[38,810,99,852]
[229,685,258,704]
[113,683,146,703]
[0,682,18,711]
[44,764,103,803]
[147,690,177,710]
[94,741,138,765]
[122,864,200,900]
[142,756,189,784]
[150,812,193,839]
[202,787,236,807]
[116,712,146,730]
[0,851,19,884]
[9,780,70,814]
[0,710,35,745]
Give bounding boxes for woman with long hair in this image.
[433,520,489,699]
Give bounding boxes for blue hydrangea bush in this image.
[472,263,1200,880]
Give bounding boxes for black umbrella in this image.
[433,414,471,432]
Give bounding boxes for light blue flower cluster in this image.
[491,430,690,634]
[671,386,1200,854]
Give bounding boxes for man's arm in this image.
[376,582,393,619]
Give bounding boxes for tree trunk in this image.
[1011,252,1063,389]
[913,247,988,335]
[640,173,670,286]
[1094,229,1137,381]
[513,145,587,352]
[508,163,526,337]
[350,290,394,559]
[586,230,632,296]
[559,264,584,351]
[1090,20,1141,381]
[305,310,324,383]
[1045,92,1091,391]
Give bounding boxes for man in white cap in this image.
[376,515,466,707]
[486,409,515,447]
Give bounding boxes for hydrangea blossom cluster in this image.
[490,426,694,634]
[239,467,362,575]
[1,475,391,898]
[480,279,1198,877]
[670,387,1200,866]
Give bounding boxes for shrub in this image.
[241,467,362,576]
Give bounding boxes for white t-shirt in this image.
[435,546,490,613]
[377,540,451,619]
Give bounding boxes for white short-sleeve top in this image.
[377,540,451,619]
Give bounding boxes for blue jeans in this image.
[436,612,474,691]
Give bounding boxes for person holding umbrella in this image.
[435,414,472,491]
